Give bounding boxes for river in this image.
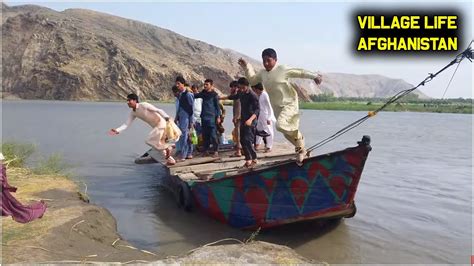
[1,100,471,264]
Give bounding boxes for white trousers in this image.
[256,121,274,149]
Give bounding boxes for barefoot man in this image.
[109,93,178,164]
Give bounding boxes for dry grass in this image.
[1,165,159,264]
[1,167,81,245]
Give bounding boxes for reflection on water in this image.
[2,101,471,263]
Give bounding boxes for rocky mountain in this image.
[1,3,428,101]
[292,73,430,99]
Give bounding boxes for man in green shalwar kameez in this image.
[238,48,323,165]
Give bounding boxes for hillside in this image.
[1,3,428,101]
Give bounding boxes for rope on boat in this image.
[441,56,463,99]
[306,40,473,153]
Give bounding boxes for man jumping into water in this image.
[109,93,177,164]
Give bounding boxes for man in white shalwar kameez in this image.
[109,93,178,164]
[252,83,276,152]
[238,48,322,164]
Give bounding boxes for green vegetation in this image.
[32,153,73,176]
[0,142,36,167]
[301,93,472,114]
[1,141,72,176]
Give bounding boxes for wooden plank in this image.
[171,153,295,177]
[170,159,244,175]
[169,156,220,167]
[169,148,295,174]
[218,150,295,163]
[148,142,296,177]
[188,156,296,182]
[177,172,200,181]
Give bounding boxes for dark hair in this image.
[237,77,249,86]
[262,48,277,60]
[191,84,198,89]
[175,76,186,84]
[253,83,264,91]
[127,93,139,102]
[229,80,238,88]
[204,79,213,85]
[171,85,180,94]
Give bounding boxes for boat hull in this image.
[189,136,372,229]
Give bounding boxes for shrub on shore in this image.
[1,141,71,176]
[0,141,36,167]
[32,153,72,176]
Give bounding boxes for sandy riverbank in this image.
[1,167,158,263]
[1,166,317,264]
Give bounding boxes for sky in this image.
[5,1,473,98]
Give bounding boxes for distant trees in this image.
[310,92,336,102]
[308,92,472,105]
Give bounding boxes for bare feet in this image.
[296,148,307,166]
[163,147,172,159]
[243,161,252,168]
[166,156,176,165]
[250,160,258,168]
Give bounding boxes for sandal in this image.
[243,161,252,168]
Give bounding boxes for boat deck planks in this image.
[148,142,296,181]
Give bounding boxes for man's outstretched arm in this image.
[110,112,136,135]
[238,58,263,85]
[286,67,323,85]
